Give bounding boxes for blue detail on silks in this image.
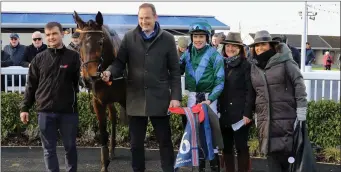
[209,66,225,97]
[208,54,225,100]
[195,47,216,84]
[185,47,217,84]
[184,51,196,79]
[213,52,224,68]
[174,108,199,169]
[201,104,215,161]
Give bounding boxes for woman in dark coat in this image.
[217,32,255,172]
[249,30,308,172]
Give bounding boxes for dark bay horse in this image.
[73,11,127,172]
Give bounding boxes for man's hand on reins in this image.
[169,100,181,108]
[101,71,111,82]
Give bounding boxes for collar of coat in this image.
[134,22,164,40]
[262,43,295,69]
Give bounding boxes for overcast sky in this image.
[2,1,340,36]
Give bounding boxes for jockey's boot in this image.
[224,153,236,172]
[237,152,251,172]
[199,159,206,172]
[209,153,220,172]
[101,146,110,172]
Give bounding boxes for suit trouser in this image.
[129,116,174,172]
[38,112,78,172]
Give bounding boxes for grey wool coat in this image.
[250,43,308,155]
[107,25,182,117]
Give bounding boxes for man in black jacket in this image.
[21,31,47,67]
[101,3,181,172]
[19,22,80,172]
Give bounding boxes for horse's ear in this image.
[73,10,85,29]
[95,11,103,27]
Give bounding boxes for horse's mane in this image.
[101,25,121,58]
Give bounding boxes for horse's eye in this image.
[99,41,103,46]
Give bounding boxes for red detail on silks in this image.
[168,104,205,123]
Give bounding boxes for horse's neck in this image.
[101,26,121,68]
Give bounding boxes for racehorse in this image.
[73,11,127,172]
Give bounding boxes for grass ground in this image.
[311,64,340,71]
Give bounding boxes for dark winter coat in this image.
[3,44,26,66]
[107,24,182,116]
[250,43,308,155]
[218,57,255,127]
[21,43,47,67]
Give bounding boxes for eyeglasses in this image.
[33,38,42,41]
[10,37,18,40]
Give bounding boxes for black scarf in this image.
[254,49,277,69]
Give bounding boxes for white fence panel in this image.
[1,66,340,102]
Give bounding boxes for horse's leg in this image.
[107,103,117,160]
[93,98,110,172]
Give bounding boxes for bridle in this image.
[77,29,105,84]
[77,29,107,112]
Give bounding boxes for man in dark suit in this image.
[101,3,181,172]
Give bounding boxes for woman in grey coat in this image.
[249,30,308,172]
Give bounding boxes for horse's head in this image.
[73,11,105,82]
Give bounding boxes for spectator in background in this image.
[3,33,26,87]
[3,33,26,66]
[67,32,80,53]
[1,47,13,67]
[177,36,189,58]
[305,42,315,66]
[243,44,251,58]
[21,31,47,67]
[1,40,13,91]
[272,35,301,68]
[212,32,224,54]
[323,51,333,70]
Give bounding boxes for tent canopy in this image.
[1,12,230,30]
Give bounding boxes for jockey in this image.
[179,21,225,172]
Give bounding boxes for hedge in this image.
[1,92,340,151]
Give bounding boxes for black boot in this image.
[209,153,220,172]
[199,159,206,172]
[224,153,236,172]
[237,151,250,172]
